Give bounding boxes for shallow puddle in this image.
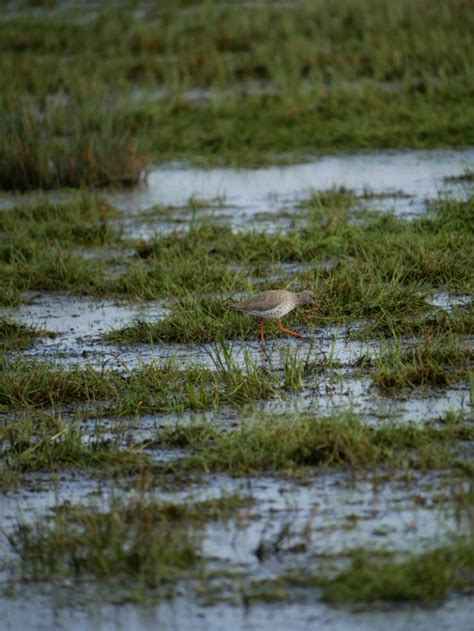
[260,370,471,425]
[0,293,166,337]
[428,292,472,311]
[109,148,474,226]
[1,148,472,238]
[0,293,167,370]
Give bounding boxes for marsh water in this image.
[1,148,473,631]
[110,147,474,222]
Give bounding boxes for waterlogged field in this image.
[0,2,473,631]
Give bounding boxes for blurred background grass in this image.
[1,0,473,188]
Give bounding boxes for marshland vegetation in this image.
[1,1,473,624]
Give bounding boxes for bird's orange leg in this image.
[277,320,304,339]
[259,319,265,345]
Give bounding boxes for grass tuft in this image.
[373,337,473,392]
[0,100,146,191]
[0,347,294,415]
[1,415,148,478]
[0,319,48,350]
[355,304,474,340]
[161,412,473,476]
[246,534,474,604]
[322,538,474,603]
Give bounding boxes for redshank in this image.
[231,289,315,344]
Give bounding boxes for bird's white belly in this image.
[248,303,294,320]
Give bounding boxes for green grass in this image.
[0,97,146,190]
[136,84,474,166]
[0,344,309,415]
[136,195,474,287]
[245,534,474,604]
[6,493,249,598]
[0,414,149,482]
[0,319,49,350]
[321,539,474,603]
[4,406,470,483]
[373,337,473,392]
[156,411,473,476]
[105,296,271,344]
[105,195,473,341]
[354,304,474,339]
[0,250,112,304]
[0,194,120,251]
[1,187,471,319]
[112,254,247,301]
[1,0,473,186]
[3,1,472,89]
[0,194,122,304]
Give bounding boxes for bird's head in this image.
[298,290,316,306]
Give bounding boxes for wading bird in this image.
[231,289,315,345]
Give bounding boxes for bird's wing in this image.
[231,291,284,312]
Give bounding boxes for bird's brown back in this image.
[231,290,295,312]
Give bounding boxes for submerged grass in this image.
[1,1,473,611]
[6,493,249,597]
[445,168,474,183]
